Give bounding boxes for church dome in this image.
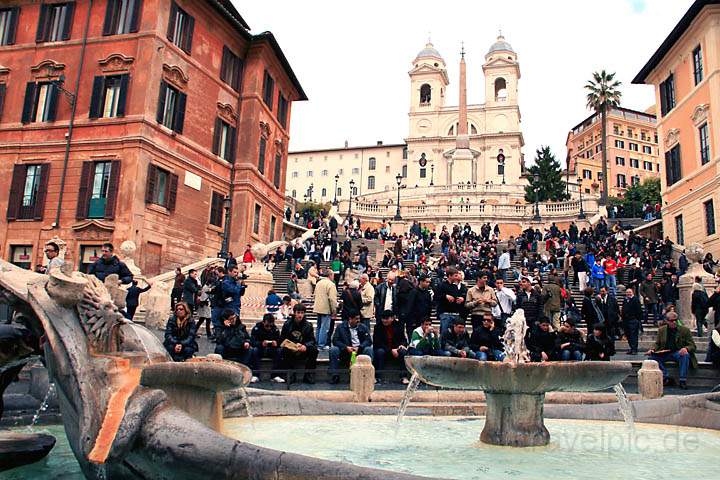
[415,42,444,62]
[487,35,514,55]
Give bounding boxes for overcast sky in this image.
[233,0,692,165]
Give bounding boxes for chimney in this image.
[377,140,383,146]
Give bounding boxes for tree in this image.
[524,146,570,203]
[608,178,661,217]
[585,70,622,206]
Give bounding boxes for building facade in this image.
[0,0,306,275]
[286,36,525,203]
[566,106,661,198]
[633,0,719,257]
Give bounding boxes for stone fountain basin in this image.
[405,357,633,393]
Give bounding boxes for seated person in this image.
[408,317,446,356]
[214,309,258,383]
[526,317,557,362]
[265,289,283,319]
[163,302,198,362]
[584,324,615,361]
[372,309,409,382]
[708,325,720,369]
[646,312,697,389]
[250,313,285,384]
[441,318,476,359]
[555,318,585,361]
[329,310,373,384]
[280,303,318,384]
[469,313,505,361]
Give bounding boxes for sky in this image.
[232,0,693,166]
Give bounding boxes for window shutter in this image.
[46,83,59,121]
[174,91,186,133]
[220,46,229,83]
[116,74,129,116]
[145,164,157,203]
[166,1,177,40]
[274,153,282,188]
[104,160,121,219]
[156,81,167,124]
[6,164,25,221]
[228,126,237,163]
[89,76,104,119]
[36,4,48,42]
[21,82,36,124]
[167,173,179,211]
[0,84,6,120]
[182,15,194,54]
[210,191,222,226]
[234,59,243,91]
[212,118,221,155]
[103,0,116,35]
[6,7,19,45]
[76,161,94,219]
[129,0,142,33]
[62,2,76,41]
[33,164,51,220]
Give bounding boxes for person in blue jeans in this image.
[590,258,605,292]
[555,318,585,361]
[470,313,506,361]
[329,312,373,384]
[647,312,696,389]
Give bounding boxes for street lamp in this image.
[577,177,586,219]
[532,173,541,222]
[430,163,434,186]
[220,195,232,258]
[306,183,314,203]
[394,173,403,221]
[497,150,506,185]
[347,179,355,217]
[332,174,339,205]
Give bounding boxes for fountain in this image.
[405,310,633,446]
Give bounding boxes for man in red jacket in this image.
[603,254,618,297]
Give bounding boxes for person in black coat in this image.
[515,277,543,328]
[585,324,615,361]
[405,275,434,339]
[526,318,557,362]
[710,285,720,328]
[372,310,408,382]
[374,276,398,319]
[88,242,133,284]
[250,313,284,383]
[182,269,200,311]
[280,304,318,384]
[581,288,600,329]
[329,311,373,384]
[691,279,710,336]
[469,314,505,361]
[214,309,256,373]
[621,287,643,354]
[125,279,151,320]
[340,282,363,321]
[441,318,475,359]
[596,286,620,339]
[163,303,198,362]
[556,318,585,361]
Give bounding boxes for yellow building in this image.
[633,0,719,256]
[566,106,661,198]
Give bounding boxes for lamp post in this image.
[306,183,314,203]
[347,179,355,217]
[430,163,434,186]
[532,173,541,222]
[332,174,339,205]
[577,177,586,219]
[394,173,403,221]
[497,150,506,185]
[220,195,232,258]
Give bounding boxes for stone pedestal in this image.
[637,360,663,399]
[678,242,716,331]
[389,220,407,236]
[481,392,549,447]
[350,355,375,403]
[242,264,274,323]
[142,282,172,330]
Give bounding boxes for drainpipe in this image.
[54,0,93,228]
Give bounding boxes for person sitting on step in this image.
[584,324,615,361]
[555,318,585,361]
[441,317,476,359]
[470,313,505,361]
[646,311,697,389]
[329,310,373,384]
[408,317,446,357]
[163,302,198,362]
[526,317,557,362]
[372,309,409,383]
[214,309,259,383]
[280,303,318,384]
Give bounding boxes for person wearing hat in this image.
[372,310,409,383]
[526,317,557,362]
[647,311,697,389]
[441,317,475,359]
[555,318,585,361]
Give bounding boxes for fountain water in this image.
[503,309,529,363]
[396,373,422,424]
[613,383,635,429]
[240,386,254,421]
[26,383,55,432]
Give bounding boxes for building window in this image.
[498,163,505,175]
[156,80,186,133]
[699,122,710,165]
[36,2,75,42]
[220,46,243,91]
[209,191,224,227]
[402,147,408,159]
[262,70,274,110]
[402,165,408,178]
[675,215,684,245]
[643,161,652,171]
[693,45,703,85]
[614,140,624,148]
[9,245,33,270]
[659,74,675,116]
[21,82,59,124]
[642,145,652,154]
[582,169,592,180]
[629,143,638,152]
[615,156,625,166]
[631,175,640,186]
[87,161,113,219]
[419,84,431,104]
[616,174,626,188]
[321,170,328,176]
[253,204,261,235]
[103,0,141,36]
[665,144,682,187]
[420,168,427,178]
[269,215,276,242]
[212,118,236,162]
[630,158,639,168]
[0,7,20,46]
[321,188,327,197]
[307,171,313,177]
[351,168,359,175]
[595,144,602,153]
[7,164,49,221]
[338,168,344,175]
[291,171,298,178]
[277,93,289,129]
[367,176,375,190]
[166,1,194,54]
[351,186,358,196]
[258,137,266,174]
[385,165,390,173]
[273,153,282,188]
[368,157,376,170]
[145,164,178,210]
[291,189,296,198]
[337,187,342,197]
[705,199,716,236]
[89,75,129,119]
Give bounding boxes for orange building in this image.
[0,0,306,275]
[566,106,660,198]
[633,0,718,256]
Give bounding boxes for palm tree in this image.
[585,70,622,206]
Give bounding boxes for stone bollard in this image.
[637,360,663,399]
[349,355,375,403]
